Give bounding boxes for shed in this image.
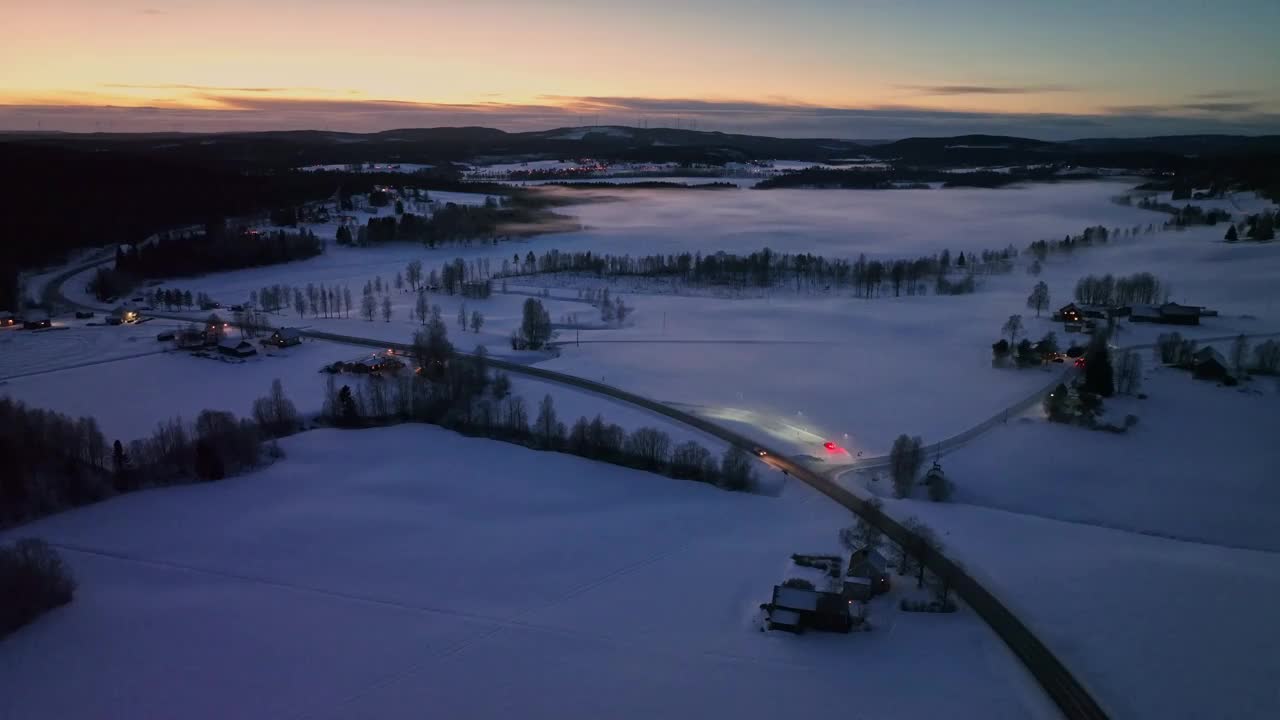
[1192,348,1230,380]
[217,339,258,358]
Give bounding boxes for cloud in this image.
[2,94,1278,140]
[1105,101,1262,115]
[137,8,165,15]
[1190,90,1256,100]
[102,83,326,94]
[1180,101,1260,113]
[901,84,1075,96]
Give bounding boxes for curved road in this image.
[46,254,1115,718]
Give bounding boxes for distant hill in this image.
[5,125,1276,172]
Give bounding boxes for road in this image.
[44,252,1112,718]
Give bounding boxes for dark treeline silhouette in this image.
[347,195,570,248]
[1126,195,1233,226]
[1026,223,1162,260]
[1074,272,1168,306]
[0,144,414,311]
[495,246,1017,297]
[0,381,298,530]
[1,538,76,640]
[89,226,323,301]
[755,165,1064,190]
[322,346,756,492]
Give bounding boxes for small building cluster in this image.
[759,548,891,634]
[323,351,406,375]
[1055,301,1212,331]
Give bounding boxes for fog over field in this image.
[541,181,1159,258]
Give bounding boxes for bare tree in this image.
[470,310,484,334]
[1026,281,1050,317]
[405,259,423,291]
[1230,334,1250,375]
[839,496,884,552]
[533,394,563,448]
[381,296,393,322]
[360,293,376,322]
[1002,314,1024,346]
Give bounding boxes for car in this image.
[1052,356,1065,363]
[1074,358,1086,368]
[823,441,836,451]
[753,447,768,457]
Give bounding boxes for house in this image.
[22,310,51,330]
[1056,303,1116,323]
[217,339,258,358]
[0,311,15,327]
[74,310,94,320]
[763,584,854,633]
[1158,302,1201,326]
[1129,302,1202,326]
[264,327,303,348]
[108,305,139,325]
[846,547,891,596]
[1192,347,1230,380]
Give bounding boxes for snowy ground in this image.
[925,365,1280,551]
[0,427,1057,720]
[837,356,1280,719]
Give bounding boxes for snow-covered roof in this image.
[772,586,820,612]
[769,608,802,626]
[273,327,302,339]
[850,548,888,574]
[844,577,871,586]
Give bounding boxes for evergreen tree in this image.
[1083,345,1115,397]
[1225,225,1239,242]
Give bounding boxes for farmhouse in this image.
[762,584,855,634]
[1055,303,1116,323]
[1129,302,1202,326]
[264,327,302,348]
[217,339,258,358]
[0,311,15,327]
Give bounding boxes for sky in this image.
[2,0,1278,139]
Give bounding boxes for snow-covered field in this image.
[5,177,1279,718]
[0,427,1056,720]
[875,498,1280,720]
[836,352,1280,719]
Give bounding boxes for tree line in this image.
[1074,272,1168,306]
[322,320,757,492]
[493,246,1017,298]
[90,225,324,301]
[336,195,567,248]
[0,380,300,530]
